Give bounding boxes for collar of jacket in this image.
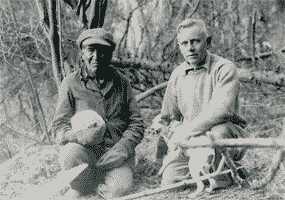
[79,64,114,82]
[184,50,211,75]
[79,64,114,95]
[80,64,92,82]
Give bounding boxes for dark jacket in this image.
[51,66,145,164]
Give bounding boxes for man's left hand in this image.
[169,124,203,146]
[96,143,129,171]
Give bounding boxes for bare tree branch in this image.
[35,0,50,28]
[113,165,246,200]
[5,0,51,144]
[29,34,51,61]
[251,9,257,69]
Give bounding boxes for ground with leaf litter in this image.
[0,109,284,200]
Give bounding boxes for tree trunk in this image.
[88,0,108,28]
[48,0,62,90]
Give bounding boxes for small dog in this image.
[151,114,217,197]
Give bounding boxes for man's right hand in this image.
[62,124,106,146]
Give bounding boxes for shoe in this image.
[207,173,234,192]
[65,189,86,199]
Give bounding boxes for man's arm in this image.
[161,70,183,122]
[115,81,146,155]
[51,77,105,145]
[185,63,240,135]
[51,77,74,144]
[96,81,145,169]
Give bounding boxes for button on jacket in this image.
[51,66,145,158]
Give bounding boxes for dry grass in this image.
[0,100,285,199]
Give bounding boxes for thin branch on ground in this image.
[112,165,246,200]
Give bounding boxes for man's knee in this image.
[59,143,98,196]
[208,123,246,163]
[161,167,178,185]
[160,159,189,185]
[156,135,168,159]
[97,163,133,198]
[208,123,232,139]
[59,142,92,170]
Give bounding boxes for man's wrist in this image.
[57,131,66,144]
[61,130,76,144]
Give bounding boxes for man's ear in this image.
[206,35,212,47]
[81,53,87,61]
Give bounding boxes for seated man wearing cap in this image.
[51,28,145,198]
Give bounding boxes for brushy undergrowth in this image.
[1,81,285,199]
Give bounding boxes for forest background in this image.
[1,0,285,199]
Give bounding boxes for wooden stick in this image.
[111,166,245,200]
[176,138,285,149]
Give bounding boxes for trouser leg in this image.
[58,142,97,197]
[160,122,246,186]
[206,122,246,170]
[59,142,135,198]
[206,122,247,187]
[156,135,168,160]
[160,151,189,185]
[96,157,135,198]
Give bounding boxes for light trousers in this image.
[160,122,246,185]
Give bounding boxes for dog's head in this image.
[147,114,174,135]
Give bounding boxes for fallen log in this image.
[135,82,167,102]
[134,68,285,120]
[111,51,279,72]
[135,68,285,102]
[175,138,285,149]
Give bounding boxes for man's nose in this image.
[91,50,99,59]
[188,42,195,51]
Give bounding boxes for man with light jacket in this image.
[159,19,247,189]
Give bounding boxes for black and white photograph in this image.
[0,0,285,199]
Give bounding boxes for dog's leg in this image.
[187,148,205,198]
[205,155,226,193]
[187,168,204,198]
[220,149,247,188]
[188,180,204,198]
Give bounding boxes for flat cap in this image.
[77,28,116,49]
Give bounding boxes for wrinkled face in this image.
[82,44,113,77]
[178,26,209,67]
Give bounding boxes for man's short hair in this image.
[176,19,209,38]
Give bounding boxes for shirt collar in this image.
[80,64,88,81]
[79,64,114,96]
[184,51,210,75]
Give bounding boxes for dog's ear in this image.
[161,114,173,125]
